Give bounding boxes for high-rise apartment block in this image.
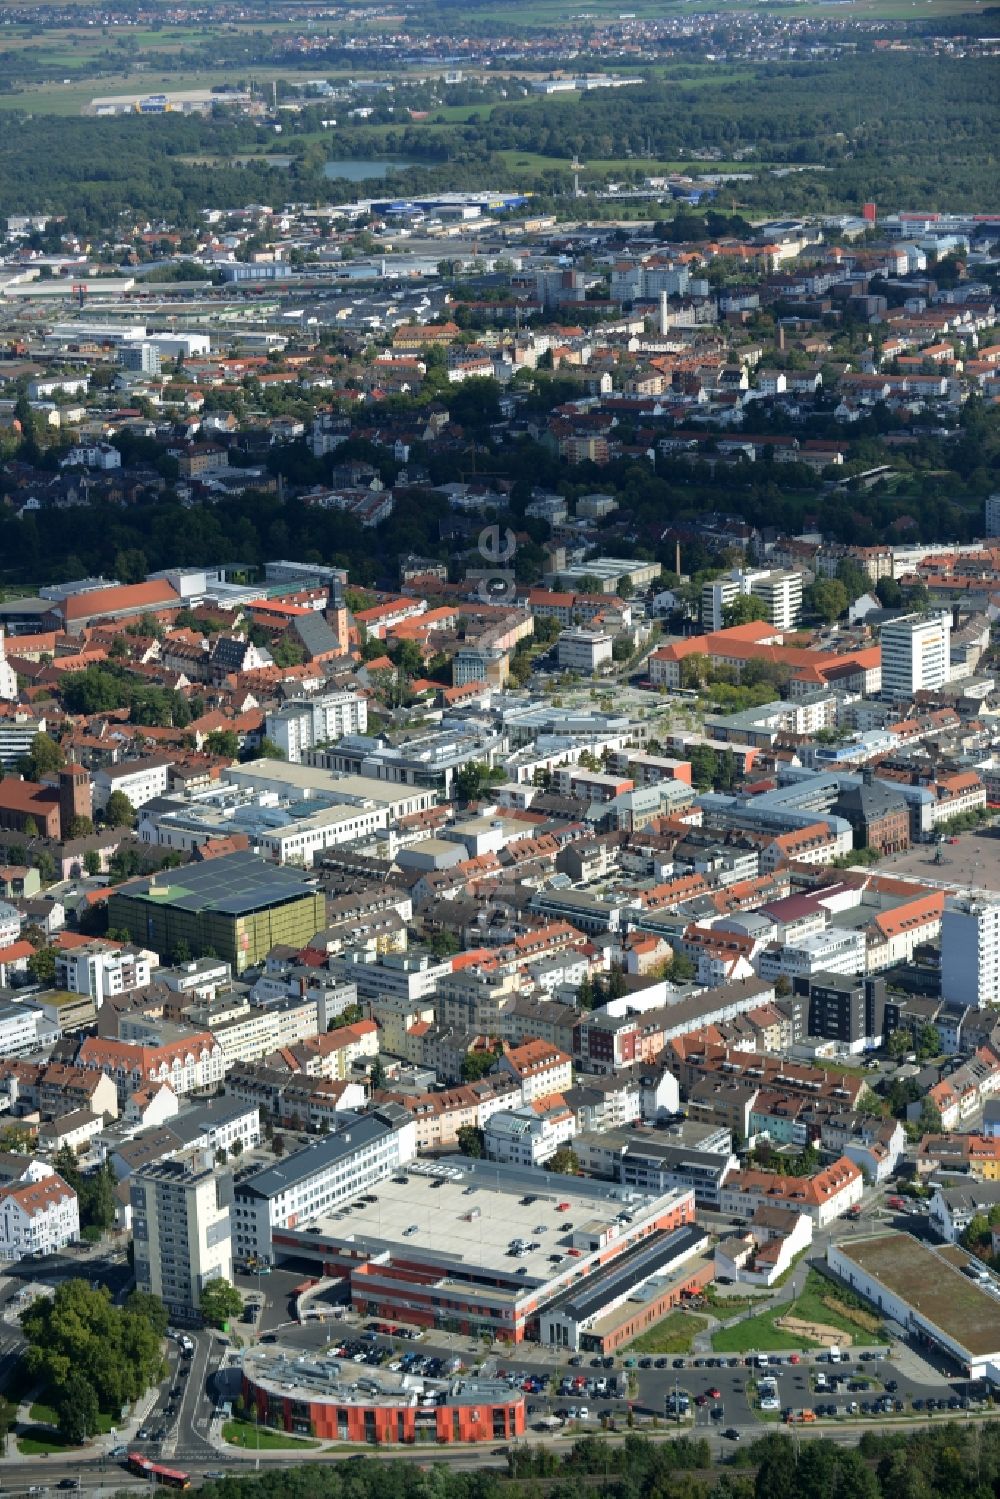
[941,894,1000,1009]
[131,1151,233,1321]
[879,611,951,699]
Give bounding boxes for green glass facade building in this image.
[107,852,326,973]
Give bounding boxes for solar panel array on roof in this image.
[554,1224,706,1324]
[125,850,318,915]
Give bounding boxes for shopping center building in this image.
[270,1157,708,1349]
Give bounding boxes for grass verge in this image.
[223,1419,321,1450]
[18,1427,78,1455]
[627,1311,709,1355]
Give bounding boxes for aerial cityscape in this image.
[0,0,997,1496]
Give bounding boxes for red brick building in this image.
[0,779,61,838]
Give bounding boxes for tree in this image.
[124,1291,168,1339]
[199,1278,243,1329]
[875,576,903,608]
[454,761,505,803]
[670,951,697,983]
[917,1023,940,1059]
[27,945,56,984]
[545,1148,580,1176]
[456,1125,484,1158]
[83,849,101,876]
[429,930,460,959]
[66,815,94,840]
[835,557,872,603]
[256,736,286,761]
[689,743,718,791]
[807,578,849,624]
[54,1371,100,1445]
[22,1279,165,1418]
[271,634,305,668]
[389,638,424,678]
[887,1028,912,1059]
[606,963,627,1000]
[369,1055,386,1091]
[461,1049,498,1083]
[913,1099,942,1137]
[203,730,239,761]
[18,731,64,782]
[103,790,136,828]
[721,594,770,628]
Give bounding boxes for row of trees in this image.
[189,1425,1000,1499]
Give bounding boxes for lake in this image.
[324,158,419,181]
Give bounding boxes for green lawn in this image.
[627,1311,709,1355]
[223,1419,320,1450]
[29,1399,115,1431]
[711,1270,886,1354]
[18,1427,78,1455]
[791,1270,886,1344]
[704,1290,773,1320]
[712,1309,821,1355]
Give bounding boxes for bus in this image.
[127,1454,191,1489]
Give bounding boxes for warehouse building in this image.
[827,1233,1000,1384]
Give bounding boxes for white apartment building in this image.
[0,631,16,703]
[0,901,21,947]
[0,1162,79,1261]
[720,1157,863,1229]
[265,692,368,764]
[701,569,803,632]
[0,712,47,770]
[557,627,614,675]
[879,612,951,699]
[0,1002,57,1057]
[483,1103,576,1168]
[328,951,451,1005]
[203,997,320,1067]
[752,570,803,632]
[77,1033,227,1103]
[231,1106,416,1262]
[499,1041,574,1103]
[941,894,1000,1008]
[55,943,155,1006]
[758,928,866,982]
[131,1152,233,1321]
[93,757,172,813]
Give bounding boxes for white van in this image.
[828,1346,842,1364]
